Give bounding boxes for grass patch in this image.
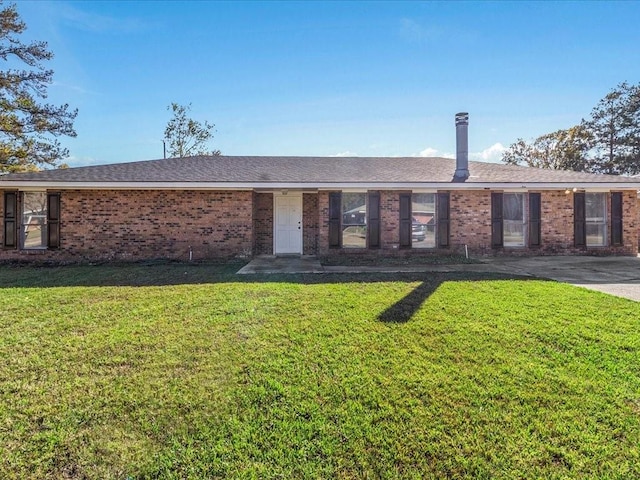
[0,264,639,478]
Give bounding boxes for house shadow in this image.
[0,260,536,324]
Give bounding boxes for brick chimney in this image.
[454,112,469,180]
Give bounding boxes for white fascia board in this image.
[315,182,640,191]
[0,181,639,191]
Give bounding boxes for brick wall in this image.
[317,189,639,257]
[2,187,637,263]
[620,190,639,255]
[303,193,319,255]
[1,189,254,262]
[537,190,574,253]
[379,190,403,250]
[253,192,273,255]
[448,190,638,255]
[449,190,492,254]
[318,191,331,254]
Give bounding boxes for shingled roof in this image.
[1,156,638,189]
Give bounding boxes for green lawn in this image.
[1,264,639,479]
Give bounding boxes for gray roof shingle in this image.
[0,155,638,186]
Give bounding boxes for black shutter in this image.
[3,191,18,249]
[574,192,586,247]
[399,193,411,248]
[611,191,623,246]
[368,191,380,249]
[437,192,450,248]
[528,192,541,247]
[47,193,60,249]
[491,192,503,248]
[328,192,341,248]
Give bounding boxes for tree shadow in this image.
[377,281,438,323]
[0,261,538,326]
[0,261,529,290]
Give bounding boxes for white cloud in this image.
[412,147,454,158]
[412,143,506,163]
[51,81,97,96]
[64,156,99,167]
[57,3,152,34]
[417,147,438,157]
[332,151,358,157]
[469,143,506,163]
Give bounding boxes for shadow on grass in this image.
[0,261,539,323]
[0,262,530,286]
[378,281,438,323]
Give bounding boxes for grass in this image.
[0,263,639,479]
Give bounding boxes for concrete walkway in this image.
[237,255,325,274]
[237,254,640,302]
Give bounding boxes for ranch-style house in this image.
[1,113,639,262]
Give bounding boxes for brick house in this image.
[1,113,639,262]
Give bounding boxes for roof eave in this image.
[1,180,639,190]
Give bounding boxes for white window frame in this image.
[21,191,48,250]
[411,192,437,249]
[586,192,607,247]
[503,193,526,247]
[341,192,367,249]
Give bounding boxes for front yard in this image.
[1,263,639,479]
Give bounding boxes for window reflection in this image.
[342,193,367,248]
[412,193,436,248]
[22,191,48,249]
[504,193,525,247]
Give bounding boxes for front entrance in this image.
[274,193,302,254]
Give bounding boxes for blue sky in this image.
[16,0,640,167]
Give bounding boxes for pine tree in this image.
[0,2,77,173]
[584,82,640,175]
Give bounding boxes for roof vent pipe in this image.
[454,112,469,180]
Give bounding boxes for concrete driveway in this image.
[238,254,640,302]
[479,255,640,302]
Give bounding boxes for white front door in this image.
[274,194,303,254]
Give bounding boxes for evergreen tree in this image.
[583,81,640,175]
[0,2,77,173]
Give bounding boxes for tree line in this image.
[502,82,640,176]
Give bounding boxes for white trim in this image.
[585,192,608,247]
[502,192,526,248]
[1,181,639,191]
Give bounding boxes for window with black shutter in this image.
[574,192,586,247]
[528,193,541,247]
[437,192,450,248]
[3,191,18,249]
[47,193,61,249]
[491,192,503,248]
[328,192,341,248]
[367,191,380,249]
[399,193,411,248]
[611,191,623,246]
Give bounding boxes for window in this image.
[503,193,525,247]
[492,192,529,248]
[586,192,606,246]
[21,191,48,249]
[342,193,366,248]
[412,193,436,248]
